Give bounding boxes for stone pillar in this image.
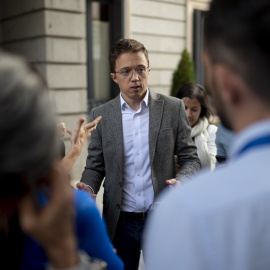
[0,0,88,182]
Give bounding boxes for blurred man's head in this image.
[0,52,58,203]
[204,0,270,131]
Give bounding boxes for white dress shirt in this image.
[120,90,154,212]
[144,120,270,270]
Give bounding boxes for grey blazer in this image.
[81,89,201,240]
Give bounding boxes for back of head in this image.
[176,83,212,120]
[204,0,270,104]
[0,52,58,199]
[109,39,149,73]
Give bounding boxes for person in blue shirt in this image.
[215,122,234,165]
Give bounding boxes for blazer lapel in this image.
[107,95,124,169]
[149,90,164,165]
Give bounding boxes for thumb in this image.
[76,182,83,189]
[166,180,172,185]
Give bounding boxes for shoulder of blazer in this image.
[149,88,183,107]
[91,94,120,114]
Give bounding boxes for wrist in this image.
[67,146,80,159]
[47,251,95,270]
[45,237,78,269]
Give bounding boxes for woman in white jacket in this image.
[176,83,217,170]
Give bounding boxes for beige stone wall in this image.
[125,0,186,96]
[0,0,88,182]
[124,0,211,96]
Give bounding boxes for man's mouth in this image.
[131,85,140,91]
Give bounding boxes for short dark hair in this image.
[204,0,270,104]
[176,83,213,121]
[109,39,149,73]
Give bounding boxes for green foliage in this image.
[170,48,196,97]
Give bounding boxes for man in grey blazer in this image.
[77,39,200,270]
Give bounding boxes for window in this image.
[193,9,208,87]
[87,0,124,111]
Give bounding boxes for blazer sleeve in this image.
[80,109,105,194]
[175,100,201,181]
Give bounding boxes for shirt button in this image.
[138,193,141,196]
[137,152,139,155]
[137,173,140,176]
[135,132,138,136]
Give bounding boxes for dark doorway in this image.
[87,0,124,112]
[193,9,208,87]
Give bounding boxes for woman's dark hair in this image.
[176,83,213,121]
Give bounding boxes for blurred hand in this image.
[76,182,97,201]
[19,163,79,269]
[166,178,181,190]
[62,116,102,173]
[67,116,102,158]
[57,122,66,138]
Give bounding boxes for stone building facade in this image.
[0,0,210,183]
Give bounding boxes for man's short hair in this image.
[109,39,149,73]
[204,0,270,104]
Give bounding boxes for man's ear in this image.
[110,73,118,84]
[215,64,242,105]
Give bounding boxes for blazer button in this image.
[119,182,122,187]
[116,204,120,209]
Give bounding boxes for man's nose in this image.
[130,70,139,80]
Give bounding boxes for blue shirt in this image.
[144,120,270,270]
[21,190,123,270]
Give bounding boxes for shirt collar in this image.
[120,88,149,110]
[229,119,270,159]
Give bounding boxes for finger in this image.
[76,182,88,191]
[19,196,37,233]
[66,129,72,135]
[94,116,102,124]
[76,183,94,197]
[74,118,86,134]
[84,116,102,131]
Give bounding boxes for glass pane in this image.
[91,2,110,101]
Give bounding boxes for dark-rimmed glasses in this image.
[115,65,149,80]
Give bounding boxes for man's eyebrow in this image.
[119,67,130,70]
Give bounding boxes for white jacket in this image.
[191,117,217,170]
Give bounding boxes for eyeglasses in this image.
[115,65,149,80]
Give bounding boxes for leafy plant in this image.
[170,48,196,96]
